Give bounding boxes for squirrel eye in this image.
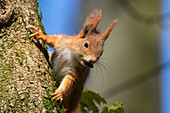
[84,42,89,48]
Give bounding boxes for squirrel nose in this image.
[89,57,97,64]
[85,56,97,64]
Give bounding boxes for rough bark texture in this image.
[0,0,53,112]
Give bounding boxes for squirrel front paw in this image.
[27,25,46,41]
[51,89,64,104]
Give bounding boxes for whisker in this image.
[100,57,118,66]
[99,58,120,78]
[96,62,105,85]
[99,59,112,70]
[97,62,104,76]
[92,63,98,79]
[98,61,112,82]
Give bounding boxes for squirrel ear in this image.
[83,9,102,33]
[80,9,102,38]
[81,24,94,38]
[102,19,117,41]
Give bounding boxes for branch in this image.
[103,61,170,98]
[118,0,170,26]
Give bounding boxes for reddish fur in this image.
[28,9,117,113]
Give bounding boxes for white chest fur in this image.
[51,48,78,82]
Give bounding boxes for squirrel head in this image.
[74,9,117,68]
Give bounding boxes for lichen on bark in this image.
[0,0,57,112]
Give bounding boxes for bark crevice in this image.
[0,0,14,28]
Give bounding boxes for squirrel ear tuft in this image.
[80,9,102,38]
[102,19,117,41]
[83,9,102,33]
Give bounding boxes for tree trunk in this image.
[0,0,54,112]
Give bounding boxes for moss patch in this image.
[34,0,65,112]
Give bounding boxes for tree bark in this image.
[0,0,53,112]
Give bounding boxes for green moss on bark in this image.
[33,0,65,112]
[0,0,57,112]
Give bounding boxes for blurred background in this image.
[37,0,170,113]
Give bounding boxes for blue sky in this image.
[38,0,83,51]
[161,0,170,113]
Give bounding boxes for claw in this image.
[29,32,40,37]
[27,25,41,32]
[27,25,46,41]
[52,90,64,104]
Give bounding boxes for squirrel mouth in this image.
[82,60,94,68]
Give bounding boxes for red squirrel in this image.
[28,9,117,113]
